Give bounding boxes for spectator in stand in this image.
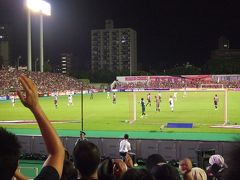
[0,75,65,180]
[97,157,132,180]
[97,158,115,180]
[179,158,192,180]
[0,127,22,180]
[73,141,100,180]
[206,154,227,180]
[179,158,207,180]
[61,159,78,180]
[119,168,154,180]
[146,154,181,180]
[223,144,240,180]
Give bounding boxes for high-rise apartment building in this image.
[210,36,240,60]
[60,53,72,74]
[91,20,137,75]
[0,25,9,66]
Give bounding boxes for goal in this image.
[128,92,136,123]
[185,89,228,125]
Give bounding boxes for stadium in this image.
[1,69,240,178]
[1,1,240,179]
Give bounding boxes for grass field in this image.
[0,91,240,133]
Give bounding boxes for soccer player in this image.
[54,94,58,108]
[141,98,146,118]
[112,93,116,104]
[11,96,15,107]
[213,94,219,110]
[173,92,177,101]
[146,93,151,107]
[183,86,187,97]
[169,95,174,112]
[107,91,110,99]
[155,95,160,112]
[90,90,94,100]
[68,94,73,106]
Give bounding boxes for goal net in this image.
[128,92,136,123]
[183,89,228,125]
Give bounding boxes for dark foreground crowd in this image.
[0,75,239,180]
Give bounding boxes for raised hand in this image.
[17,75,39,109]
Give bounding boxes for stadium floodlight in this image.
[26,0,51,16]
[26,0,51,72]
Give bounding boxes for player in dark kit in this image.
[90,90,94,99]
[213,94,219,110]
[112,93,116,104]
[54,94,58,108]
[141,98,146,118]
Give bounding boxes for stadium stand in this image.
[0,69,95,96]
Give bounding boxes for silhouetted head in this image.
[73,141,100,177]
[0,127,21,180]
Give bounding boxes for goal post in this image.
[199,85,228,125]
[128,92,136,123]
[184,89,228,125]
[224,89,228,125]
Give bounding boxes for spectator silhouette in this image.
[119,168,154,180]
[61,159,78,180]
[73,141,100,180]
[0,127,21,180]
[146,154,181,180]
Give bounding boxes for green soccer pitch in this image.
[0,91,240,133]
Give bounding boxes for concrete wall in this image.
[17,135,238,165]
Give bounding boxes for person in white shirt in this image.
[11,96,15,107]
[107,92,110,99]
[169,95,174,112]
[119,134,131,158]
[173,92,177,101]
[68,94,73,106]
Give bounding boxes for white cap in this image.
[209,154,227,168]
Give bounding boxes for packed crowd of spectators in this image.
[114,79,240,90]
[0,69,94,95]
[1,67,240,96]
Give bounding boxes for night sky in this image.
[1,0,240,71]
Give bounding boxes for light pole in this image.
[27,9,32,71]
[35,58,39,72]
[26,0,51,72]
[17,56,21,70]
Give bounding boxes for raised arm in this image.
[17,75,64,177]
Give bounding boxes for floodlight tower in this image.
[26,0,51,72]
